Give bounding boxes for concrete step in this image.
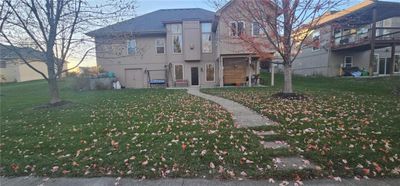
[260,141,289,149]
[273,156,317,171]
[253,130,277,136]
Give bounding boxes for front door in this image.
[378,58,392,74]
[191,67,199,86]
[379,58,387,75]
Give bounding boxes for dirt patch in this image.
[272,92,308,100]
[33,101,73,110]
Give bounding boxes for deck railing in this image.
[332,27,400,49]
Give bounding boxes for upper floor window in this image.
[171,24,182,34]
[155,39,165,54]
[202,23,212,53]
[344,56,353,68]
[229,21,245,37]
[312,30,320,51]
[127,39,137,55]
[252,22,262,36]
[171,24,182,53]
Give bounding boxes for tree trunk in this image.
[48,77,61,104]
[283,64,293,94]
[47,55,61,104]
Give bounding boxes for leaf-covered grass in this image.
[0,79,287,179]
[202,73,400,178]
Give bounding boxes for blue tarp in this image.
[149,79,166,84]
[352,71,362,77]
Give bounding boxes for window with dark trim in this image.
[344,56,353,68]
[155,39,165,54]
[229,21,245,37]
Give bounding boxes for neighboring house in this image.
[86,0,273,88]
[0,45,67,83]
[293,0,400,77]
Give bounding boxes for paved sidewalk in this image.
[1,177,399,186]
[187,87,274,128]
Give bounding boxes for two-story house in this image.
[86,0,273,88]
[292,0,400,77]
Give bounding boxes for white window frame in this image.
[204,63,215,82]
[312,30,320,51]
[155,38,165,54]
[378,58,388,75]
[343,56,353,68]
[251,22,261,37]
[174,64,184,81]
[127,39,137,55]
[374,54,379,74]
[201,23,212,53]
[171,24,183,54]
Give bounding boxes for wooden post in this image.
[248,57,252,87]
[391,44,396,75]
[219,57,224,87]
[369,7,377,76]
[271,62,275,87]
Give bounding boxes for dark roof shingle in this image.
[0,44,46,61]
[86,8,215,37]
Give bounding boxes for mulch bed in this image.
[33,100,72,110]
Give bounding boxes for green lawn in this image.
[1,79,287,179]
[202,73,400,178]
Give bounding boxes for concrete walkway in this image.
[187,87,274,128]
[1,177,399,186]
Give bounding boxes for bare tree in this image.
[0,0,136,104]
[214,0,343,94]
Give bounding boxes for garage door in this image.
[125,69,144,88]
[223,61,247,85]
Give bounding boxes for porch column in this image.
[248,57,252,87]
[256,60,260,85]
[219,57,224,87]
[369,7,377,76]
[271,62,275,87]
[391,44,396,75]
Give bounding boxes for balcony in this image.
[332,27,400,51]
